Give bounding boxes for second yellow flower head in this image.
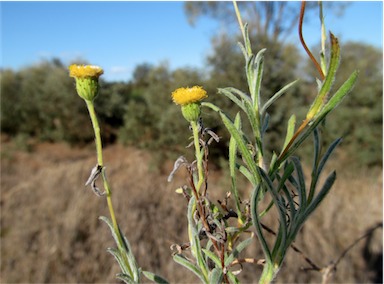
[171,86,208,122]
[171,86,208,106]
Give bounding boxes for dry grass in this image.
[1,141,382,283]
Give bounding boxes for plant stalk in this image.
[85,100,134,278]
[191,120,204,193]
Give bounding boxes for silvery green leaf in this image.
[261,79,299,118]
[261,112,270,136]
[251,48,266,109]
[116,273,135,284]
[227,271,240,284]
[229,113,242,214]
[173,254,207,284]
[224,234,253,267]
[220,111,259,183]
[282,114,296,150]
[142,271,169,284]
[202,248,221,268]
[218,88,247,113]
[107,248,132,277]
[209,267,223,284]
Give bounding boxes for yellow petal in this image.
[171,86,208,106]
[69,64,104,79]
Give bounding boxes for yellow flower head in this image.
[69,64,104,79]
[171,86,208,106]
[69,64,104,101]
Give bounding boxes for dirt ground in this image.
[1,141,382,283]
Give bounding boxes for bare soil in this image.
[1,141,382,283]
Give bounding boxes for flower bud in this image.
[181,102,201,122]
[69,64,103,101]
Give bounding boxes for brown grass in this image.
[1,141,382,283]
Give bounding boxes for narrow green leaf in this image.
[281,183,297,228]
[202,102,260,185]
[116,273,135,284]
[246,54,256,95]
[307,33,340,119]
[220,111,259,182]
[261,112,270,136]
[227,271,240,284]
[258,167,288,257]
[202,249,221,268]
[281,69,358,164]
[99,216,117,242]
[187,197,209,280]
[209,268,223,284]
[290,157,307,214]
[251,48,266,109]
[173,254,207,284]
[237,41,248,58]
[225,87,252,104]
[308,128,321,203]
[289,171,336,243]
[319,70,359,116]
[306,171,337,216]
[280,70,357,163]
[243,98,260,136]
[318,138,342,177]
[229,113,242,215]
[251,184,272,262]
[278,163,296,198]
[238,164,257,186]
[224,235,253,266]
[271,222,285,259]
[201,102,221,112]
[107,248,131,277]
[243,98,263,156]
[259,162,295,219]
[243,23,252,56]
[309,136,342,203]
[142,271,169,284]
[282,115,296,150]
[269,152,278,173]
[204,239,214,263]
[261,79,299,117]
[218,88,247,113]
[100,216,139,280]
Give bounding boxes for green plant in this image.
[68,2,358,283]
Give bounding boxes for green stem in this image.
[319,1,327,75]
[258,261,278,284]
[190,120,204,193]
[85,100,104,168]
[233,2,246,50]
[85,100,134,278]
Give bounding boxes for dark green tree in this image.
[119,63,205,157]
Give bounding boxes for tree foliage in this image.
[184,2,347,42]
[0,13,381,169]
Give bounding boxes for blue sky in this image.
[1,1,383,82]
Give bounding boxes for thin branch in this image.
[260,223,322,271]
[334,221,382,267]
